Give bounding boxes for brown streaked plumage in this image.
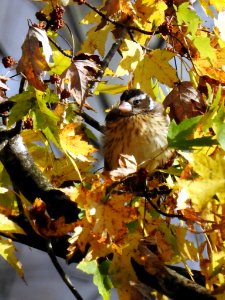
[104,89,172,173]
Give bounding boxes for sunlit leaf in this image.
[80,24,112,57]
[0,237,24,278]
[116,39,143,76]
[17,26,50,91]
[0,214,25,235]
[77,260,113,300]
[133,50,177,98]
[60,53,100,109]
[176,2,202,35]
[94,82,127,95]
[8,89,36,126]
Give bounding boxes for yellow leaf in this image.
[94,82,127,95]
[178,153,225,211]
[101,0,136,21]
[21,124,96,186]
[116,39,144,76]
[80,24,113,57]
[0,237,24,278]
[51,48,72,75]
[0,214,25,235]
[133,50,177,98]
[134,0,167,30]
[194,48,225,82]
[81,11,100,25]
[60,123,96,159]
[209,0,225,12]
[109,234,140,299]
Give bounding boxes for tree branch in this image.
[46,239,84,300]
[84,1,158,36]
[0,134,79,222]
[131,240,216,300]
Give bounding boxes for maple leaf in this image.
[101,0,135,22]
[116,39,144,76]
[60,53,100,109]
[21,121,96,186]
[68,174,139,259]
[164,81,206,123]
[0,214,25,236]
[134,0,167,31]
[178,153,225,212]
[194,48,225,83]
[28,198,76,237]
[176,2,202,36]
[17,26,51,91]
[133,49,178,98]
[59,123,96,159]
[109,154,137,180]
[0,237,24,278]
[80,24,113,57]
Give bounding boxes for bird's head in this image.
[106,89,162,122]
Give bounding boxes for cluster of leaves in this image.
[1,0,225,299]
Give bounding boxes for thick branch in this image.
[131,241,216,300]
[0,135,79,222]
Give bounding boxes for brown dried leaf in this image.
[164,81,206,123]
[0,75,10,91]
[0,75,10,101]
[29,198,75,237]
[17,26,50,91]
[60,53,99,110]
[109,154,137,180]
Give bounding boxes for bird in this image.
[103,89,172,174]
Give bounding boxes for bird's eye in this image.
[133,99,141,105]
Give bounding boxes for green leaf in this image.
[193,36,216,62]
[176,2,202,36]
[31,89,60,145]
[77,260,113,300]
[50,47,71,75]
[36,89,59,104]
[8,89,36,126]
[168,116,201,140]
[168,116,217,149]
[32,108,59,146]
[208,97,225,150]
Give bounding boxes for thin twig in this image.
[128,30,153,52]
[145,193,186,221]
[99,26,128,77]
[46,239,83,300]
[80,111,104,133]
[48,36,73,59]
[84,1,158,36]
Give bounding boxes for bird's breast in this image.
[104,113,171,172]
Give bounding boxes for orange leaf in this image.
[17,26,50,91]
[29,198,75,237]
[101,0,135,21]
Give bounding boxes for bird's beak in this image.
[118,101,132,113]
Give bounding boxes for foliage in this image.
[1,0,225,299]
